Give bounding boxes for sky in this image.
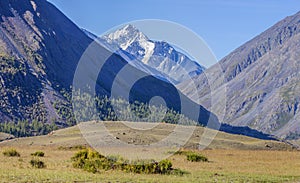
[48,0,300,65]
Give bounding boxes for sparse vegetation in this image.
[2,148,20,157]
[31,151,45,157]
[30,159,46,168]
[58,145,87,151]
[186,152,208,162]
[174,150,208,162]
[0,123,299,182]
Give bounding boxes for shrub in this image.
[71,148,109,172]
[3,148,20,157]
[31,151,45,157]
[83,160,98,173]
[186,152,208,162]
[30,159,46,168]
[70,149,182,174]
[158,159,172,174]
[58,145,87,150]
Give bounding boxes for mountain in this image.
[0,0,93,124]
[0,0,278,141]
[82,29,179,84]
[0,0,216,129]
[99,24,205,85]
[178,11,300,140]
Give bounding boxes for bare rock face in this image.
[178,11,300,140]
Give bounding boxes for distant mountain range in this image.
[179,11,300,140]
[84,24,205,85]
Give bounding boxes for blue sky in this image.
[48,0,300,62]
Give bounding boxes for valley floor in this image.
[0,122,299,182]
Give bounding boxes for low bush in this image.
[30,159,46,168]
[2,148,20,157]
[71,149,182,174]
[158,159,172,174]
[169,168,190,176]
[31,151,45,157]
[58,145,87,151]
[186,152,208,162]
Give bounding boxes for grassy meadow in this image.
[0,121,299,183]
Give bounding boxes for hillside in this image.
[0,132,14,142]
[178,11,300,141]
[1,121,293,151]
[0,0,215,129]
[0,0,92,124]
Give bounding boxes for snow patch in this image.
[140,41,155,64]
[30,1,37,11]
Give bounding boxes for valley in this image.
[0,0,300,182]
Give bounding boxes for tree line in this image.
[0,89,198,137]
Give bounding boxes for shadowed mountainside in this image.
[178,11,300,141]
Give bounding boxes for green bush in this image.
[30,159,46,168]
[71,148,110,173]
[71,149,182,174]
[83,160,98,173]
[158,159,172,174]
[31,151,45,157]
[186,152,208,162]
[3,148,20,157]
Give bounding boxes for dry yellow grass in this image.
[0,146,299,182]
[0,121,299,182]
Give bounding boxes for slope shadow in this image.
[219,124,276,140]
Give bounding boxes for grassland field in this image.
[0,121,299,183]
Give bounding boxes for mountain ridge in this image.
[0,0,281,141]
[0,0,215,130]
[178,11,300,141]
[100,24,205,84]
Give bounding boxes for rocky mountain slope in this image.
[0,0,215,128]
[0,0,93,124]
[0,0,279,141]
[179,11,300,140]
[99,24,205,85]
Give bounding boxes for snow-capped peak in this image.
[103,24,149,50]
[99,24,205,84]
